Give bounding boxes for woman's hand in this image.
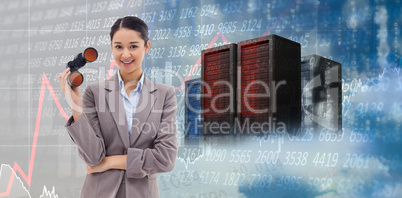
[57,67,82,121]
[86,155,127,174]
[86,157,110,174]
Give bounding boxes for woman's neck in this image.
[120,69,143,90]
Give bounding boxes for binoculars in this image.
[66,47,98,87]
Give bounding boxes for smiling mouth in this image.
[121,60,134,64]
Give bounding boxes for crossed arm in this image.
[86,155,127,174]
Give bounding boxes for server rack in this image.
[184,78,202,142]
[301,54,342,131]
[201,43,237,135]
[237,35,301,134]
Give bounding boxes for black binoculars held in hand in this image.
[66,47,98,87]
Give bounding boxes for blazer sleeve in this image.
[126,86,178,178]
[65,85,106,166]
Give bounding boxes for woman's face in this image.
[110,28,151,75]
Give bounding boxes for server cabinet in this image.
[201,43,237,135]
[237,35,301,134]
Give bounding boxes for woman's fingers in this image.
[64,75,71,94]
[64,75,75,106]
[64,71,70,85]
[58,67,70,81]
[86,165,92,174]
[57,67,68,79]
[63,70,72,96]
[57,67,70,93]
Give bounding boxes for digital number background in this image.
[0,0,401,197]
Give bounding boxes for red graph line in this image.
[0,73,69,197]
[262,0,298,37]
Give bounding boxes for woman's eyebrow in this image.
[113,41,140,44]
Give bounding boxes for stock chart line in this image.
[0,73,69,197]
[0,164,31,198]
[262,0,297,38]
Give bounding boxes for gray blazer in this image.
[65,73,178,198]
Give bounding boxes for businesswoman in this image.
[57,16,178,198]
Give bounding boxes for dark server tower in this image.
[301,54,342,132]
[185,78,201,142]
[237,35,301,134]
[201,43,237,135]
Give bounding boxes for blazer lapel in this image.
[129,76,157,146]
[105,73,130,149]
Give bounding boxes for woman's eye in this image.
[130,45,138,49]
[115,46,122,49]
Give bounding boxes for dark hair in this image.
[110,16,149,46]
